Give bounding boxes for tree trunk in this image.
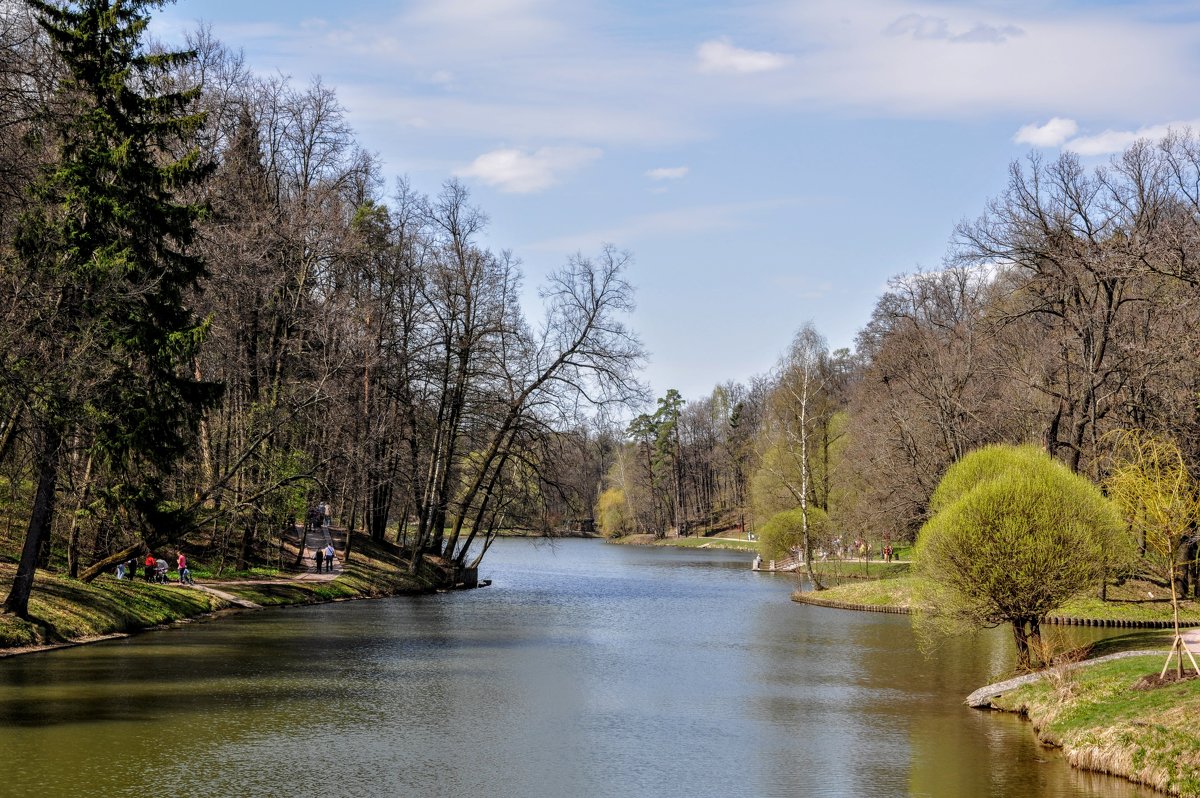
[1011,620,1032,672]
[1028,617,1043,667]
[79,541,144,583]
[66,452,95,579]
[236,514,255,571]
[4,425,61,618]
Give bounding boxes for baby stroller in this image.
[178,566,195,586]
[153,558,169,584]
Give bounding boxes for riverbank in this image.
[793,574,1200,627]
[607,533,758,552]
[795,573,1200,795]
[0,534,449,656]
[978,651,1200,797]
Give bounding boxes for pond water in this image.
[0,539,1159,797]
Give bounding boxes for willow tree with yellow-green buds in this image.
[916,444,1132,671]
[1105,430,1200,678]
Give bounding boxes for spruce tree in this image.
[3,0,218,617]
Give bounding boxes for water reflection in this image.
[0,539,1161,797]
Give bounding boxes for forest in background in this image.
[2,1,1200,618]
[598,136,1200,601]
[0,1,645,616]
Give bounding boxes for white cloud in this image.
[646,166,689,180]
[338,87,695,147]
[454,146,602,193]
[1064,120,1200,156]
[159,0,1200,159]
[405,0,563,47]
[765,1,1200,118]
[697,38,790,74]
[1014,117,1078,147]
[884,13,1023,44]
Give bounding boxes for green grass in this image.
[608,533,759,551]
[1055,579,1200,623]
[218,547,443,607]
[1056,595,1200,623]
[990,655,1200,796]
[797,574,1200,626]
[796,574,924,608]
[190,564,284,579]
[810,559,912,579]
[660,536,759,551]
[0,533,454,652]
[1075,629,1177,658]
[0,564,223,648]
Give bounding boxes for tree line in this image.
[0,0,644,617]
[597,141,1200,603]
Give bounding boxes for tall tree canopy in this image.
[3,0,218,616]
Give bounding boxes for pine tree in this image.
[3,0,219,617]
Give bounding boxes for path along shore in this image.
[0,527,454,658]
[965,626,1200,708]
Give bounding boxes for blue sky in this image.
[154,0,1200,403]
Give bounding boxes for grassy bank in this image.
[607,533,758,552]
[0,566,225,650]
[809,559,912,580]
[989,655,1200,796]
[794,574,925,609]
[801,573,1200,795]
[0,534,447,654]
[795,575,1200,625]
[215,537,445,607]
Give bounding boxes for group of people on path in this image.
[313,543,336,574]
[306,500,331,532]
[116,551,193,585]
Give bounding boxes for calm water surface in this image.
[0,539,1159,797]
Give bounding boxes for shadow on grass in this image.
[1076,629,1176,659]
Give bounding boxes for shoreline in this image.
[0,579,457,660]
[793,582,1200,796]
[974,650,1200,797]
[0,529,604,659]
[792,591,1200,629]
[606,533,758,552]
[0,535,463,658]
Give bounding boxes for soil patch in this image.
[1131,670,1200,690]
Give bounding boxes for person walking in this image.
[314,546,324,574]
[325,543,335,573]
[177,551,193,585]
[144,554,156,581]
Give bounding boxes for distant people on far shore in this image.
[325,543,335,572]
[315,546,324,573]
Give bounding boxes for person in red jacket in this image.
[144,554,156,582]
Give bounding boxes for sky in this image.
[152,0,1200,404]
